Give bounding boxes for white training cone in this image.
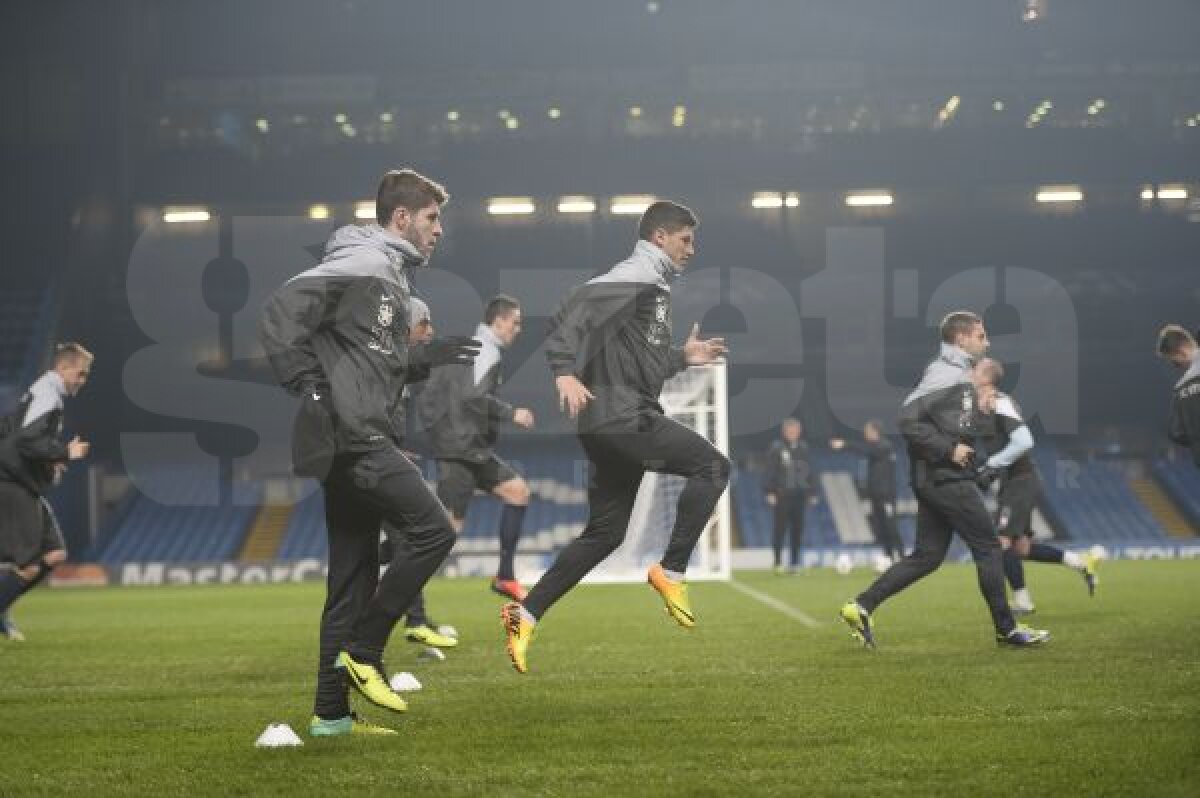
[255,723,304,748]
[390,671,423,692]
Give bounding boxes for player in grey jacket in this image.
[841,312,1050,648]
[0,343,92,641]
[1157,324,1200,468]
[501,201,730,674]
[417,294,535,602]
[259,169,479,736]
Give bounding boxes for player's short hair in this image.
[409,297,431,325]
[1156,324,1195,358]
[940,311,982,343]
[638,201,698,241]
[376,169,449,226]
[53,342,93,368]
[484,294,521,325]
[976,357,1005,385]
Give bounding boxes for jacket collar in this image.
[939,342,976,370]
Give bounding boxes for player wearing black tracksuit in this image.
[417,307,530,599]
[1165,345,1200,468]
[763,432,811,570]
[0,345,91,641]
[260,220,477,723]
[842,325,1049,647]
[839,433,904,561]
[519,239,730,621]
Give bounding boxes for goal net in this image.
[583,361,732,583]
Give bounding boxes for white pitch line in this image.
[728,579,822,628]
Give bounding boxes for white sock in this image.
[518,606,537,625]
[663,568,686,583]
[1062,551,1083,570]
[1013,588,1034,607]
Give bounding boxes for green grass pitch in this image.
[2,560,1198,796]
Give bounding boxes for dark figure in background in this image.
[418,294,536,604]
[839,311,1050,649]
[1156,324,1200,468]
[0,343,93,642]
[831,419,904,562]
[764,418,812,572]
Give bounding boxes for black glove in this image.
[974,464,1001,490]
[410,336,481,368]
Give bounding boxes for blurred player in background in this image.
[763,418,813,573]
[971,358,1097,615]
[0,343,92,641]
[380,297,459,651]
[831,419,904,563]
[1156,324,1200,468]
[418,294,535,603]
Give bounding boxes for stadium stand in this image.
[1151,458,1200,531]
[96,467,263,563]
[1033,446,1167,542]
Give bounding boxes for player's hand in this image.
[830,438,845,450]
[513,408,535,429]
[556,375,594,419]
[974,464,1001,490]
[411,336,481,368]
[683,323,727,365]
[765,492,776,506]
[951,443,973,467]
[67,436,89,461]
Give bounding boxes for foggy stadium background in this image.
[1,0,1198,565]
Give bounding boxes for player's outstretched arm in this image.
[681,323,728,366]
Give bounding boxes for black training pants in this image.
[771,490,807,567]
[857,479,1015,636]
[867,494,905,560]
[522,413,730,620]
[314,446,456,718]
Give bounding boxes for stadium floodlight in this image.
[354,202,375,220]
[751,192,785,209]
[557,196,597,214]
[844,191,894,207]
[162,207,211,224]
[446,110,460,122]
[308,204,331,220]
[547,107,562,119]
[487,197,536,215]
[610,195,656,215]
[1157,186,1189,201]
[1140,187,1156,201]
[1035,186,1083,204]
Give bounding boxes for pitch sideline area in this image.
[1,561,1197,796]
